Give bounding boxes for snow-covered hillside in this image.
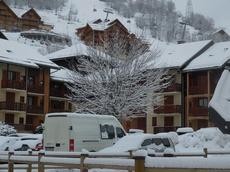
[8,0,142,37]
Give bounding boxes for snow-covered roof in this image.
[50,68,72,82]
[149,40,213,69]
[184,41,230,71]
[12,8,28,17]
[0,39,58,68]
[209,70,230,121]
[46,42,88,60]
[86,19,124,31]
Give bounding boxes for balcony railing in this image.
[49,108,71,113]
[154,105,181,114]
[0,102,26,111]
[154,126,180,133]
[189,108,208,117]
[189,86,207,95]
[27,84,44,94]
[1,80,26,90]
[50,89,66,97]
[163,83,181,92]
[27,105,44,114]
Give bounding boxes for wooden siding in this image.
[185,69,223,130]
[0,2,49,31]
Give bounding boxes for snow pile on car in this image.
[0,122,16,136]
[176,127,230,152]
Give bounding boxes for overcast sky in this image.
[172,0,230,30]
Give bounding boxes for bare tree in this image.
[66,34,170,120]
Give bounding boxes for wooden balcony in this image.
[0,102,26,111]
[163,83,181,92]
[49,108,71,113]
[50,89,66,98]
[154,105,181,114]
[189,86,207,95]
[189,108,208,117]
[154,126,180,133]
[27,84,44,94]
[27,105,44,114]
[1,80,26,90]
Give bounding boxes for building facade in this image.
[184,70,222,130]
[0,38,73,132]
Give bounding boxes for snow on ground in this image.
[2,128,230,171]
[176,127,230,152]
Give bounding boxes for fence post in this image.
[38,151,45,172]
[128,150,133,172]
[8,151,14,172]
[203,148,208,158]
[128,150,133,158]
[134,155,145,172]
[27,149,32,172]
[80,153,89,172]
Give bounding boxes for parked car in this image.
[8,134,43,151]
[43,113,126,152]
[99,133,175,153]
[8,133,34,137]
[0,136,19,151]
[128,129,144,134]
[176,127,194,135]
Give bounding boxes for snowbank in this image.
[176,128,230,152]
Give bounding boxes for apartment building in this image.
[146,40,214,133]
[183,41,230,130]
[0,38,59,131]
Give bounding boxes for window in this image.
[116,127,125,138]
[27,96,33,106]
[26,116,33,124]
[20,96,25,103]
[164,95,174,105]
[161,138,170,147]
[152,138,162,145]
[152,117,157,126]
[198,98,208,107]
[100,124,115,139]
[141,139,152,147]
[8,71,17,80]
[5,113,14,124]
[164,116,174,126]
[19,117,24,124]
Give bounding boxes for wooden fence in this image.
[1,148,230,172]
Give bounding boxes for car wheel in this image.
[21,145,29,151]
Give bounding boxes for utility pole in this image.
[103,8,113,21]
[185,0,194,25]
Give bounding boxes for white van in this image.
[43,113,126,152]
